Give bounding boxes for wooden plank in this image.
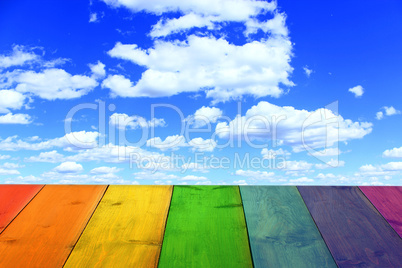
[298,186,402,267]
[0,185,106,268]
[64,185,173,268]
[240,186,336,268]
[0,185,43,233]
[158,186,253,268]
[360,186,402,237]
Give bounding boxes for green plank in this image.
[240,186,336,268]
[158,186,253,268]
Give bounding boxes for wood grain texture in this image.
[298,186,402,267]
[240,186,336,268]
[64,185,173,268]
[0,185,43,233]
[0,185,106,268]
[360,186,402,237]
[158,186,253,268]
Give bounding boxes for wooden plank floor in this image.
[158,186,253,268]
[240,186,336,268]
[0,185,43,234]
[298,186,402,267]
[64,185,172,268]
[360,186,402,237]
[0,185,106,268]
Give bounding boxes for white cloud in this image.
[0,168,20,175]
[381,162,402,171]
[356,162,402,178]
[235,169,281,182]
[233,179,248,185]
[89,61,106,79]
[0,113,31,124]
[348,85,364,98]
[105,34,293,103]
[303,66,313,77]
[0,90,27,113]
[376,111,384,120]
[25,150,65,163]
[0,154,11,160]
[383,146,402,158]
[0,45,39,69]
[289,177,314,183]
[133,171,178,181]
[13,68,98,100]
[109,113,166,130]
[102,0,276,26]
[283,160,313,171]
[178,175,208,181]
[316,173,336,179]
[187,106,222,128]
[53,161,83,173]
[90,166,122,174]
[376,106,400,120]
[89,13,98,23]
[315,159,345,169]
[215,101,372,152]
[261,148,290,159]
[384,106,400,116]
[0,131,99,151]
[308,147,342,157]
[147,135,217,152]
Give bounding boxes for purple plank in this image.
[298,186,402,267]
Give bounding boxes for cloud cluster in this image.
[101,0,293,103]
[376,106,400,120]
[215,101,372,152]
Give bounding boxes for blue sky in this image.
[0,0,401,185]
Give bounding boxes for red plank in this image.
[359,186,402,237]
[0,185,43,233]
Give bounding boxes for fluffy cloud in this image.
[187,106,222,128]
[289,177,314,183]
[0,45,39,69]
[89,61,106,79]
[376,106,400,120]
[215,101,372,152]
[105,34,293,103]
[356,162,402,178]
[348,85,364,98]
[178,175,208,181]
[109,113,166,130]
[315,159,345,169]
[102,0,292,104]
[235,169,283,182]
[261,148,290,159]
[0,90,27,113]
[102,0,276,30]
[25,150,65,163]
[383,146,402,158]
[0,131,99,151]
[53,161,83,173]
[13,68,98,100]
[303,66,313,77]
[0,113,31,124]
[133,171,179,181]
[90,166,122,174]
[147,135,217,152]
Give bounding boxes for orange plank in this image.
[0,185,43,233]
[0,185,106,268]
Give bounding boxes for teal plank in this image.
[240,186,336,267]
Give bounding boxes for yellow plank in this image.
[64,185,173,268]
